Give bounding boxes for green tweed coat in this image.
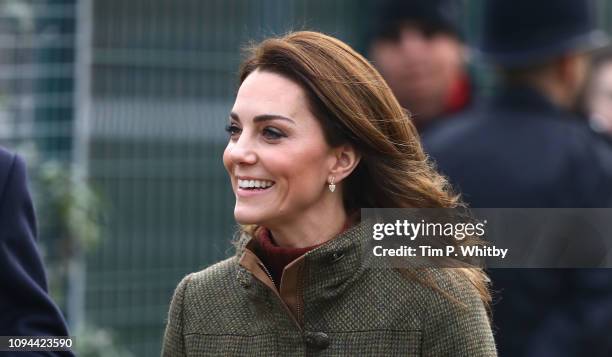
[162,222,497,356]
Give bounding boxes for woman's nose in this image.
[228,136,257,165]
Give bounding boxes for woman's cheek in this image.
[222,145,233,171]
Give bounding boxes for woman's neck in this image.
[267,197,348,248]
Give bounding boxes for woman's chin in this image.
[234,209,264,226]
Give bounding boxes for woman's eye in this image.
[262,127,286,140]
[225,124,242,138]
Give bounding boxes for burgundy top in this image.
[254,228,322,288]
[254,215,357,289]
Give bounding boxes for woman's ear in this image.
[330,144,361,182]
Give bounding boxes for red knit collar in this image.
[256,228,324,287]
[253,212,359,288]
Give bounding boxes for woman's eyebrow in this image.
[230,112,295,124]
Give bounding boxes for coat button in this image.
[304,331,330,349]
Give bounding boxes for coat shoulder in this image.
[172,257,253,334]
[183,257,241,301]
[358,268,496,354]
[0,146,14,167]
[0,147,17,197]
[414,269,497,356]
[387,268,488,317]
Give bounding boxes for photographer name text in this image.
[371,220,508,259]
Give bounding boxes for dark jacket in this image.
[423,86,612,357]
[162,222,497,356]
[423,86,612,208]
[0,147,73,356]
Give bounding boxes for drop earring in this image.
[328,176,336,192]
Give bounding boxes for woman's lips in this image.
[235,184,274,197]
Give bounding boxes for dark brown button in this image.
[304,331,330,349]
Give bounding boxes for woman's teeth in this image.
[238,179,275,189]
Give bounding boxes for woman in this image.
[163,31,496,356]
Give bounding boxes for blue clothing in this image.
[423,86,612,357]
[0,147,74,357]
[424,86,612,208]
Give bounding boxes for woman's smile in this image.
[235,177,276,197]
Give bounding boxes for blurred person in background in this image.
[163,31,496,356]
[424,0,612,356]
[581,46,612,137]
[0,146,73,357]
[369,0,470,133]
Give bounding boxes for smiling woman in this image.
[162,31,496,356]
[223,69,357,247]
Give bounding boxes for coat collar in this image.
[235,219,371,325]
[236,219,370,287]
[236,219,369,274]
[299,219,370,299]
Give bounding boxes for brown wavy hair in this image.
[238,31,491,307]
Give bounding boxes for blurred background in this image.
[0,0,611,356]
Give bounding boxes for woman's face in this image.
[223,70,337,227]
